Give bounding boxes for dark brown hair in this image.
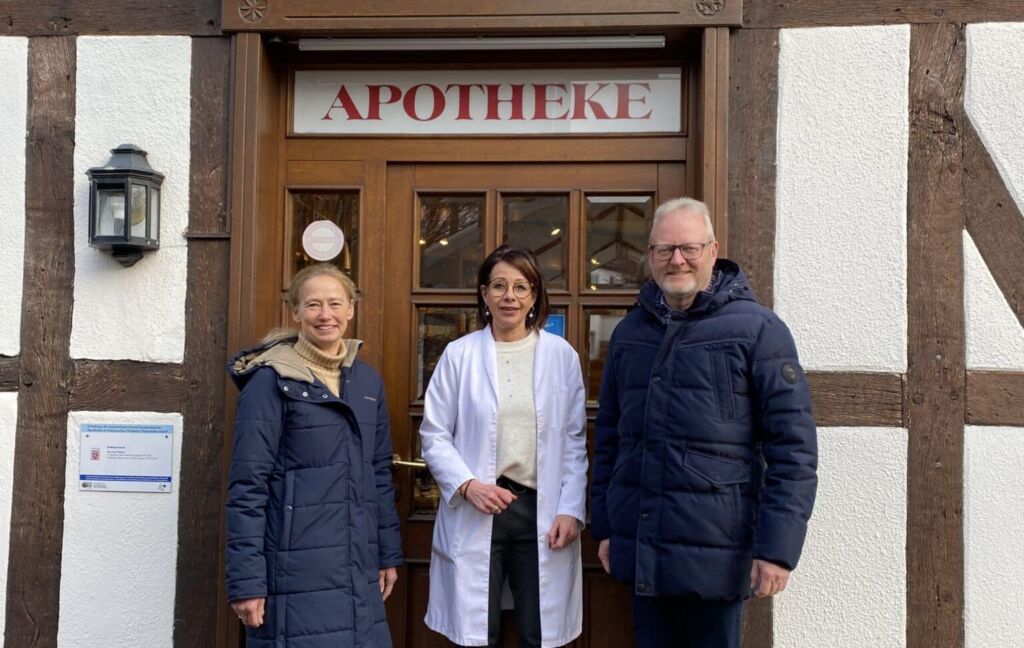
[476,245,550,331]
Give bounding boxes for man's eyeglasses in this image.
[483,279,533,299]
[648,242,713,262]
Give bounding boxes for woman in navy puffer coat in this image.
[226,264,402,647]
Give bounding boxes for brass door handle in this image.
[392,453,428,469]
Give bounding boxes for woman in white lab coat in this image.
[420,245,588,648]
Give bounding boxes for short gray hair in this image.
[650,197,715,242]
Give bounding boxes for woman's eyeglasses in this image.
[483,279,533,299]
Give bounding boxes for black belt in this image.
[497,475,535,495]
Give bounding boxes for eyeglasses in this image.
[483,279,533,299]
[648,242,713,262]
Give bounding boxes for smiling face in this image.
[648,208,719,310]
[482,261,537,342]
[292,274,354,354]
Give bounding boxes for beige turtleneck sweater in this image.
[293,333,346,396]
[494,331,538,489]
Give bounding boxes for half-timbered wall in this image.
[3,3,1024,648]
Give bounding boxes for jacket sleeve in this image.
[590,333,621,541]
[225,369,283,603]
[750,314,818,571]
[372,381,404,569]
[419,346,476,506]
[556,349,589,525]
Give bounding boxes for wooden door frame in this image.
[219,27,729,648]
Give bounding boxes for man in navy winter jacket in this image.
[590,197,817,647]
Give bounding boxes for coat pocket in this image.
[282,470,295,551]
[711,352,736,420]
[683,450,750,488]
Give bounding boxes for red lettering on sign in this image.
[531,84,569,121]
[322,85,363,120]
[445,84,485,120]
[485,84,526,120]
[403,84,446,121]
[571,83,613,120]
[366,85,402,120]
[615,82,653,120]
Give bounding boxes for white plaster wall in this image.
[963,233,1024,370]
[0,38,28,355]
[775,427,907,648]
[58,411,183,648]
[966,23,1024,217]
[964,426,1024,648]
[0,393,19,641]
[71,37,191,362]
[775,26,909,372]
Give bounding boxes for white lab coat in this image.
[420,327,588,648]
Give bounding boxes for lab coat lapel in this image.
[480,326,500,403]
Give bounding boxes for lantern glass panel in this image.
[131,184,147,238]
[150,188,160,241]
[97,189,125,237]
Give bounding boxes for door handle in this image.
[392,453,428,469]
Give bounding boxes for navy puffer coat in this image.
[226,337,403,647]
[590,260,817,601]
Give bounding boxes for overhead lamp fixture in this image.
[297,35,666,52]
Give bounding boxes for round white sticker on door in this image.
[302,220,345,261]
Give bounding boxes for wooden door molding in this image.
[221,0,742,33]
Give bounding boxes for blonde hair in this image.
[288,263,358,308]
[262,264,358,345]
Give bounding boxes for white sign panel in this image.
[79,423,174,493]
[294,68,682,135]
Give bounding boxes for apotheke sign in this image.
[294,68,681,135]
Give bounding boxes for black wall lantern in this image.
[86,144,164,267]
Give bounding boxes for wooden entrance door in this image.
[382,162,684,647]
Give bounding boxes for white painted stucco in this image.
[775,26,909,372]
[58,411,182,648]
[0,38,28,356]
[0,393,19,641]
[71,37,191,362]
[966,23,1024,217]
[964,426,1024,648]
[774,427,907,648]
[963,232,1024,370]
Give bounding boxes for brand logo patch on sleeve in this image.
[781,363,799,384]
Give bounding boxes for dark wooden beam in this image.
[964,119,1024,332]
[906,23,965,648]
[220,0,742,32]
[807,372,905,427]
[2,1,221,36]
[4,35,76,648]
[0,357,18,392]
[728,26,780,648]
[173,36,233,648]
[728,27,778,311]
[966,371,1024,427]
[745,1,1024,28]
[68,360,185,412]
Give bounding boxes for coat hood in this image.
[228,334,363,390]
[636,258,756,318]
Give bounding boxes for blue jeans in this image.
[631,593,744,648]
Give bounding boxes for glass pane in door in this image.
[417,306,479,399]
[290,191,360,280]
[585,308,628,400]
[419,195,485,289]
[502,194,569,289]
[585,195,653,290]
